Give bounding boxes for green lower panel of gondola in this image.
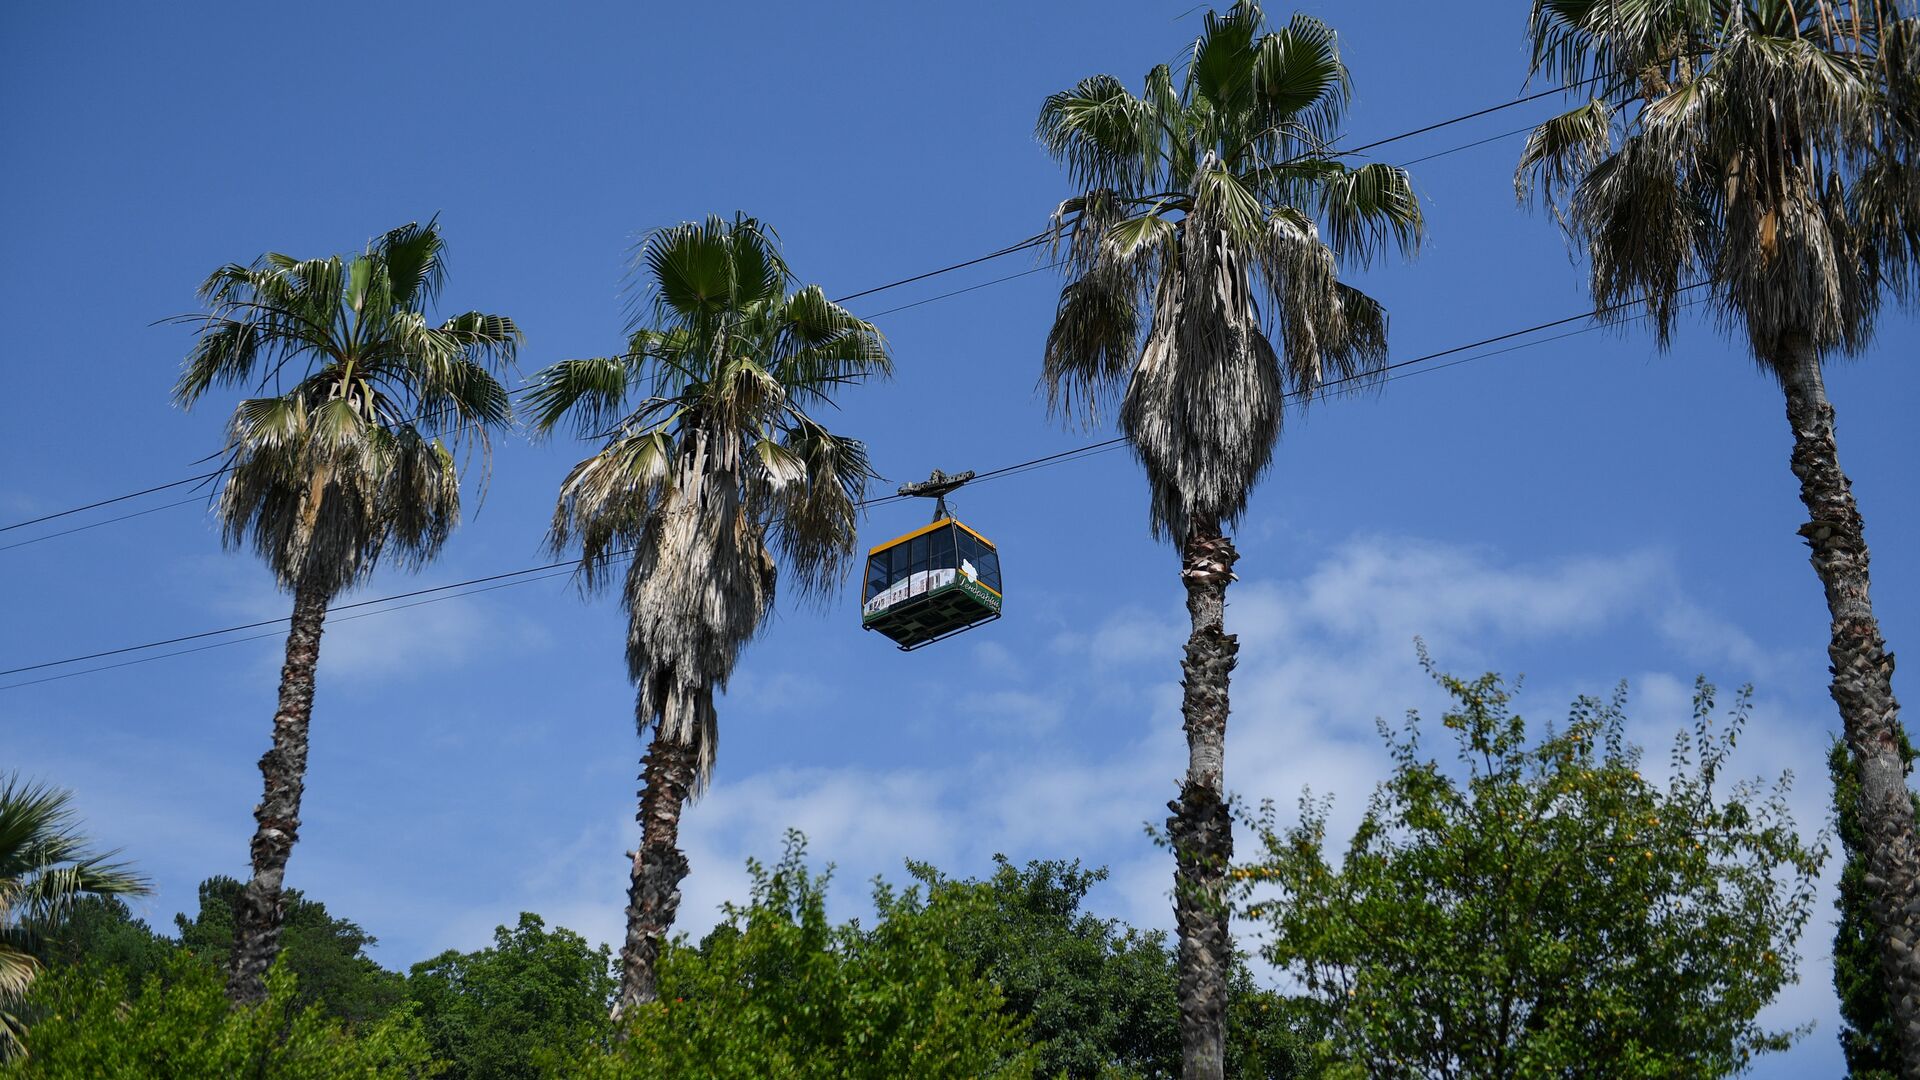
[863,580,1002,650]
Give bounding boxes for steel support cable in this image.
[0,496,206,553]
[0,78,1606,541]
[0,471,227,535]
[0,282,1710,691]
[0,567,588,692]
[0,246,1049,540]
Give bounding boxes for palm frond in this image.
[1193,156,1271,238]
[377,217,447,309]
[1327,281,1391,381]
[1521,0,1909,367]
[1248,12,1349,154]
[1573,137,1707,342]
[550,426,677,587]
[177,222,516,598]
[636,215,788,329]
[1190,1,1265,122]
[0,946,35,1001]
[526,356,637,439]
[1037,75,1157,195]
[768,417,874,605]
[379,430,459,569]
[771,286,890,406]
[552,217,888,785]
[1316,162,1424,265]
[1043,264,1143,426]
[0,771,150,951]
[1038,1,1420,537]
[1517,98,1614,211]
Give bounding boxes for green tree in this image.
[915,856,1180,1076]
[407,913,616,1080]
[1832,734,1920,1079]
[28,897,173,992]
[1243,663,1824,1078]
[0,774,148,1059]
[526,214,888,1011]
[173,220,520,1004]
[172,876,404,1025]
[1032,6,1420,1073]
[1516,3,1920,1063]
[558,834,1038,1079]
[4,958,436,1079]
[910,855,1310,1078]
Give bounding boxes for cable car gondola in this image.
[860,470,1002,651]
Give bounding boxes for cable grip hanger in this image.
[896,469,975,523]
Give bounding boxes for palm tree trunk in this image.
[615,731,697,1017]
[1779,334,1920,1076]
[1168,520,1239,1080]
[227,578,328,1006]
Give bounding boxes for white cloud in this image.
[315,597,544,684]
[965,639,1027,681]
[724,668,834,714]
[956,688,1069,735]
[1656,598,1783,674]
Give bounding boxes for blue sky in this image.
[4,2,1918,1073]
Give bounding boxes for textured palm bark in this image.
[1168,521,1239,1080]
[1780,337,1920,1078]
[615,732,697,1017]
[227,579,328,1006]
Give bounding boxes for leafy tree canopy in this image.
[407,913,616,1080]
[3,957,434,1079]
[0,773,149,1060]
[27,897,173,992]
[910,854,1310,1078]
[174,875,404,1025]
[1242,661,1824,1078]
[562,833,1040,1079]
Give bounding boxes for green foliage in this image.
[173,219,520,598]
[28,897,173,991]
[1222,972,1314,1080]
[909,854,1309,1078]
[912,855,1179,1076]
[1243,662,1824,1078]
[1517,0,1920,363]
[16,857,1314,1077]
[174,876,404,1025]
[1830,735,1920,1079]
[0,773,149,1060]
[407,912,616,1080]
[531,214,892,788]
[3,957,436,1079]
[560,833,1039,1079]
[1037,2,1418,540]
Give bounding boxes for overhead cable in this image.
[0,282,1711,692]
[0,79,1605,543]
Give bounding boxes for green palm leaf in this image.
[535,213,887,778]
[1038,0,1420,538]
[174,219,519,597]
[0,772,149,1059]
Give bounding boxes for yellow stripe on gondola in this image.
[866,517,996,557]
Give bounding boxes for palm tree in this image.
[526,214,888,1014]
[174,220,520,1005]
[1,772,149,1059]
[1035,5,1421,1075]
[1516,1,1920,1066]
